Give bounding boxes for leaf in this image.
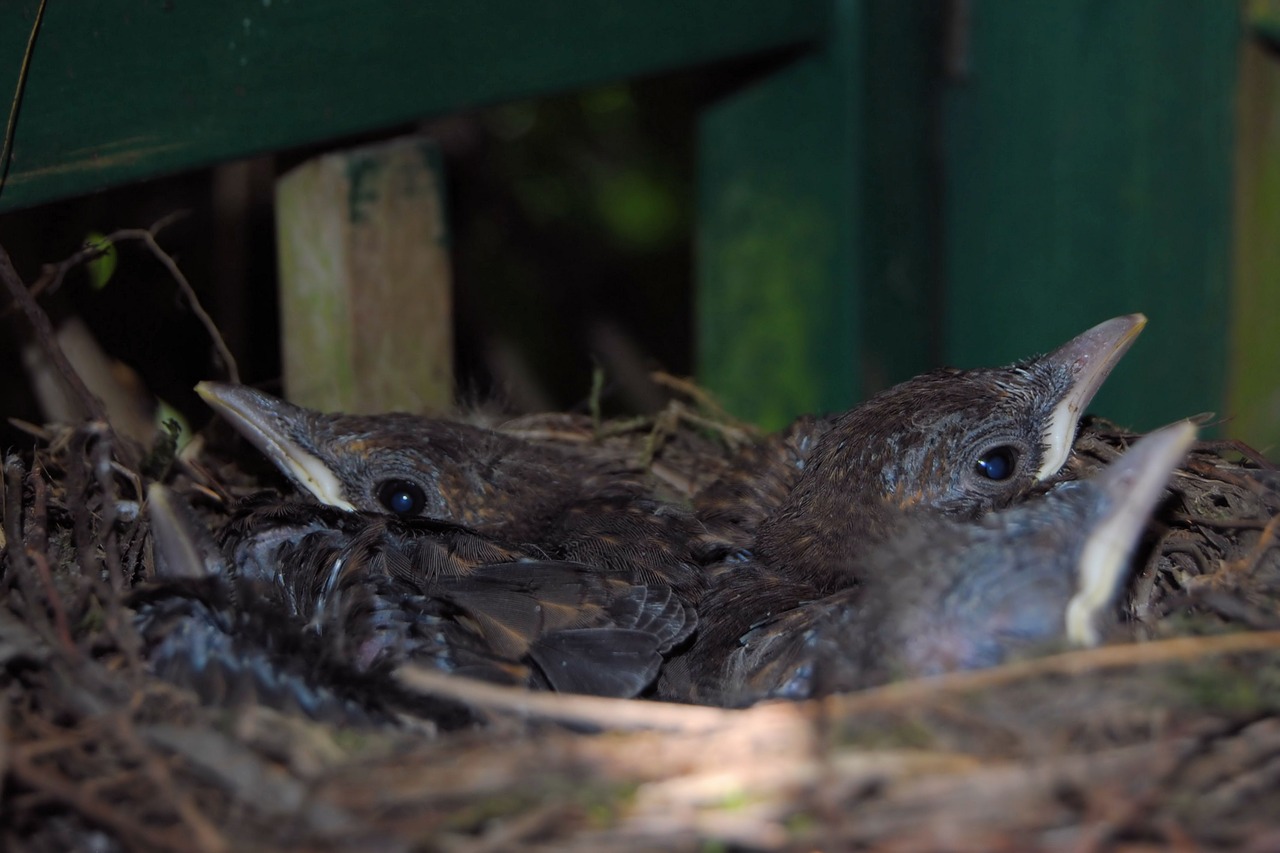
[84,231,118,290]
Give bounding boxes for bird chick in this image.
[693,421,1194,706]
[194,384,707,598]
[663,315,1148,701]
[136,488,695,724]
[748,314,1148,589]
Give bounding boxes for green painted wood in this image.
[0,0,825,213]
[696,0,864,430]
[941,2,1239,432]
[860,0,943,393]
[1229,36,1280,455]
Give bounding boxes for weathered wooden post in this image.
[275,136,454,414]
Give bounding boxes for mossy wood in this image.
[276,137,453,414]
[1231,8,1280,454]
[698,1,1240,435]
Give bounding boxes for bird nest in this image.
[2,394,1279,853]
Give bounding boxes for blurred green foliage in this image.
[447,77,701,413]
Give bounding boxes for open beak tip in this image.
[1120,421,1197,478]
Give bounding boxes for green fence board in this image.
[860,0,943,393]
[1229,33,1280,454]
[0,0,824,213]
[696,0,863,430]
[941,1,1239,432]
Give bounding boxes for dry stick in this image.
[1194,438,1279,471]
[25,474,76,659]
[399,631,1280,735]
[129,216,240,384]
[108,712,230,853]
[0,242,146,474]
[4,456,71,654]
[8,753,193,853]
[822,630,1280,718]
[89,425,125,594]
[1221,514,1280,578]
[2,455,26,592]
[1175,514,1277,530]
[27,213,240,385]
[651,371,742,424]
[394,664,739,734]
[0,0,47,199]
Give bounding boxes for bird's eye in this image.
[376,479,428,516]
[975,446,1019,481]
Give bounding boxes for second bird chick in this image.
[677,421,1194,706]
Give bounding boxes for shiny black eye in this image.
[975,446,1018,481]
[376,479,427,516]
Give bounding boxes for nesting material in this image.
[1,400,1278,852]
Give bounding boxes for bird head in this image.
[755,314,1146,583]
[879,419,1194,679]
[194,383,610,536]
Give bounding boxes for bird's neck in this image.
[752,482,900,594]
[440,441,647,542]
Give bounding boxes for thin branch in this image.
[8,752,194,853]
[0,241,111,428]
[19,213,239,384]
[130,215,241,384]
[26,472,77,659]
[1175,513,1277,530]
[109,713,231,853]
[400,631,1280,736]
[822,630,1280,718]
[395,664,740,734]
[0,0,48,200]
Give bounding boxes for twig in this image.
[0,0,47,200]
[8,751,194,853]
[395,664,740,733]
[1175,514,1277,530]
[651,371,743,425]
[1193,438,1279,471]
[89,424,125,594]
[26,473,77,659]
[401,632,1280,736]
[25,213,239,384]
[821,630,1280,717]
[1220,514,1280,579]
[130,216,240,384]
[2,454,26,594]
[0,241,111,428]
[109,712,230,853]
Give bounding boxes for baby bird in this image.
[697,314,1147,574]
[662,315,1148,701]
[136,488,695,724]
[195,383,708,599]
[674,421,1193,706]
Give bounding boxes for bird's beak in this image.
[1035,314,1147,480]
[147,483,227,579]
[1065,420,1195,645]
[195,382,357,511]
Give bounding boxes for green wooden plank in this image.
[0,0,825,213]
[1229,36,1280,455]
[941,2,1238,432]
[861,0,943,393]
[696,0,863,430]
